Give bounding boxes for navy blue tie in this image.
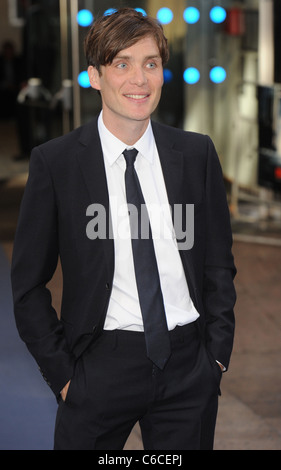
[123,148,171,369]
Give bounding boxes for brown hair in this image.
[84,7,169,73]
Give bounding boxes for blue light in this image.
[78,71,91,88]
[104,8,117,16]
[77,9,93,27]
[183,7,200,24]
[157,7,174,25]
[135,8,147,16]
[210,66,227,83]
[210,6,227,24]
[183,67,200,85]
[163,69,173,83]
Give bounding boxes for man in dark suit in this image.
[11,8,236,450]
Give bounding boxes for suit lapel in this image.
[152,121,188,246]
[152,121,184,209]
[77,118,108,207]
[76,118,114,276]
[152,121,200,311]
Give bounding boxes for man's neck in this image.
[101,111,150,146]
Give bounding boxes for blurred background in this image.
[0,0,281,450]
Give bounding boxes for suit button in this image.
[105,283,110,290]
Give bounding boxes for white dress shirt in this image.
[98,112,199,331]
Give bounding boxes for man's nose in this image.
[130,66,148,86]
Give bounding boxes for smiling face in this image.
[88,36,164,141]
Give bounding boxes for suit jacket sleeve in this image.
[203,136,236,370]
[11,147,75,397]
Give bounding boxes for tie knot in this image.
[123,148,138,167]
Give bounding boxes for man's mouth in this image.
[124,94,149,100]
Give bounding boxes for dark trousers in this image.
[54,322,221,450]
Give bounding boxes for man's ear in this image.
[88,66,101,91]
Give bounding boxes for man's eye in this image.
[147,62,156,69]
[117,63,127,69]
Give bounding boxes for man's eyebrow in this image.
[113,54,161,61]
[113,55,131,60]
[145,55,161,61]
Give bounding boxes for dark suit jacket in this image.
[11,118,236,397]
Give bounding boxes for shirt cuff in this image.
[216,360,226,372]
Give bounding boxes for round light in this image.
[210,66,227,83]
[163,69,173,83]
[210,6,227,24]
[183,7,200,24]
[77,9,93,27]
[78,71,90,88]
[157,7,174,25]
[104,8,117,16]
[135,8,147,16]
[183,67,200,85]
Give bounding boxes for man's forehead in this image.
[113,36,161,59]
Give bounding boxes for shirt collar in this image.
[98,111,154,167]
